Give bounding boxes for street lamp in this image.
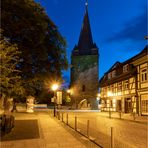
[67,89,70,94]
[52,84,59,117]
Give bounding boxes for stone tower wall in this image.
[70,54,99,109]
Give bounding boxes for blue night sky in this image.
[36,0,147,84]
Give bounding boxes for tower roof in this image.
[72,2,98,56]
[77,3,94,52]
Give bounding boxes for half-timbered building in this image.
[99,46,148,115]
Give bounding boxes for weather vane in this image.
[85,0,88,6]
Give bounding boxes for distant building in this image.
[99,46,148,116]
[70,3,99,109]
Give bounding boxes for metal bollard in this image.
[119,111,122,119]
[62,113,63,122]
[58,111,60,120]
[75,116,77,131]
[66,113,68,125]
[109,108,111,118]
[111,127,114,148]
[87,120,89,138]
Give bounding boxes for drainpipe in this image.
[135,69,139,115]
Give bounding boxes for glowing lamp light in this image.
[98,93,101,97]
[52,84,58,91]
[107,91,113,97]
[67,89,70,93]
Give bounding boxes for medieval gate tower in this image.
[70,2,99,109]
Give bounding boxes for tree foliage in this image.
[1,0,68,98]
[0,33,24,97]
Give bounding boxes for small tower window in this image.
[82,85,85,92]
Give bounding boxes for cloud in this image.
[107,10,147,42]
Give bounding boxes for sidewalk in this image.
[96,111,148,124]
[0,112,99,148]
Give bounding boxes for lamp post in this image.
[52,84,58,117]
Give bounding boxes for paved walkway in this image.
[0,112,99,148]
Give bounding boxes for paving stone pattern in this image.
[0,112,100,148]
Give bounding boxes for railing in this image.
[49,110,124,148]
[48,109,146,148]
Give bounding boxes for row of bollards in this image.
[54,111,114,148]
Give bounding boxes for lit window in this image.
[123,64,129,73]
[111,85,114,92]
[141,69,147,82]
[108,86,110,91]
[124,80,129,90]
[117,82,122,91]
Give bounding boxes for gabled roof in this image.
[99,45,148,86]
[106,61,121,73]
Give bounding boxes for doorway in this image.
[125,98,132,113]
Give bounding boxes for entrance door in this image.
[125,98,131,113]
[116,100,121,111]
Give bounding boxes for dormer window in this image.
[112,70,116,78]
[108,72,112,79]
[123,64,129,73]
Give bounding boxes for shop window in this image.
[107,100,110,108]
[141,100,148,113]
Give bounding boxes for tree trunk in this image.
[4,97,12,115]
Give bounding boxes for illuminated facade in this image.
[99,46,148,115]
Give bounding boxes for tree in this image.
[1,0,68,98]
[0,32,24,110]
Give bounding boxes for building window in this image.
[124,80,129,90]
[123,64,129,73]
[117,82,122,91]
[108,72,112,79]
[108,86,110,91]
[141,69,147,82]
[82,85,85,92]
[111,85,114,93]
[112,70,116,78]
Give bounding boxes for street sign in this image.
[51,97,55,103]
[57,91,62,104]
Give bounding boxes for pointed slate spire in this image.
[77,1,94,54]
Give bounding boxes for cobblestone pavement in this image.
[59,111,148,148]
[0,112,100,148]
